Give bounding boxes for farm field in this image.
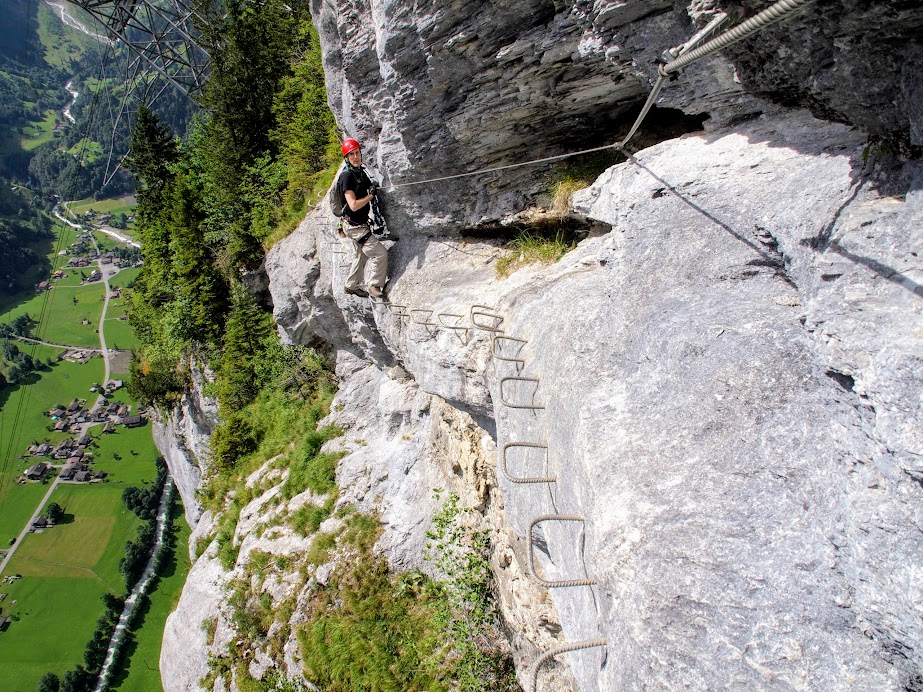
[64,195,136,218]
[102,316,139,352]
[0,347,103,538]
[0,381,160,691]
[19,110,58,151]
[0,477,154,690]
[67,137,104,163]
[0,224,82,316]
[2,281,107,349]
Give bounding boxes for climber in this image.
[338,138,389,299]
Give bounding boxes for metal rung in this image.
[438,312,470,343]
[530,639,607,692]
[411,309,438,326]
[437,313,468,330]
[528,515,596,588]
[499,377,544,409]
[501,442,555,483]
[471,304,504,332]
[387,303,409,318]
[493,335,528,364]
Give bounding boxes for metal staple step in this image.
[529,639,608,692]
[499,376,545,410]
[501,442,556,484]
[527,514,597,588]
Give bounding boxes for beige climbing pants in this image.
[343,224,388,291]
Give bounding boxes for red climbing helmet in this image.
[341,138,361,156]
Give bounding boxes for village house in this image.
[87,269,102,282]
[34,280,50,294]
[28,443,52,456]
[77,434,92,447]
[47,407,65,418]
[0,615,10,631]
[116,404,129,417]
[52,440,75,459]
[30,517,51,531]
[53,420,69,433]
[102,421,114,434]
[24,463,48,480]
[74,470,91,483]
[120,415,143,428]
[108,289,120,299]
[66,401,81,414]
[59,464,75,480]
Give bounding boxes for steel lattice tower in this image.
[71,0,212,99]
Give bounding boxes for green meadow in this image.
[102,316,139,352]
[64,195,136,218]
[0,387,161,690]
[67,137,104,163]
[0,347,103,537]
[19,110,58,151]
[0,477,154,690]
[1,281,106,349]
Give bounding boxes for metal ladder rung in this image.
[530,639,607,692]
[437,313,469,331]
[410,309,438,326]
[493,335,528,364]
[501,442,555,483]
[499,377,544,409]
[387,303,409,318]
[528,514,596,588]
[471,304,504,332]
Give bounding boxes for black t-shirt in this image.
[339,167,371,226]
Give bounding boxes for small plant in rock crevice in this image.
[423,490,519,691]
[494,228,580,278]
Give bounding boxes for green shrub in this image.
[495,229,578,278]
[290,496,336,536]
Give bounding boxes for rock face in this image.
[153,362,219,528]
[259,110,923,690]
[163,1,923,689]
[312,0,923,233]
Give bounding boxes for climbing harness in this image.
[381,0,814,191]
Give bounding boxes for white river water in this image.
[93,479,175,692]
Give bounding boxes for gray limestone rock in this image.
[311,0,923,233]
[262,110,921,689]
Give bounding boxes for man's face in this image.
[346,149,362,166]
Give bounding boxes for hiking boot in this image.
[345,286,369,298]
[367,285,384,299]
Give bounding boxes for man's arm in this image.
[344,188,374,212]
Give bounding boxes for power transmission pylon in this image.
[65,0,212,186]
[70,0,212,99]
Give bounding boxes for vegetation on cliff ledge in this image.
[125,0,338,412]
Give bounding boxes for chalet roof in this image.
[25,463,47,477]
[74,471,90,482]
